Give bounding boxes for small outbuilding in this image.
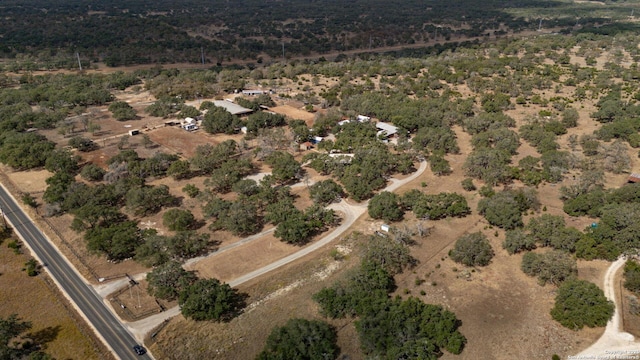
[380,224,391,232]
[300,141,313,151]
[628,173,640,183]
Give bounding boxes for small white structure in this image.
[380,224,391,232]
[182,118,198,131]
[128,129,140,136]
[357,115,371,122]
[242,89,266,96]
[338,119,351,126]
[312,136,323,144]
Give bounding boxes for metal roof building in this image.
[213,100,253,116]
[376,121,398,137]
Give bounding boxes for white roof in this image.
[376,122,398,136]
[213,100,253,115]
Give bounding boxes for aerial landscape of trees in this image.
[2,1,640,357]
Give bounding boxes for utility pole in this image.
[76,52,82,71]
[538,19,543,31]
[201,47,205,65]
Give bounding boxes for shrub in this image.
[461,178,476,191]
[449,232,494,267]
[257,319,339,360]
[182,184,200,198]
[521,251,577,286]
[162,209,196,231]
[80,164,106,181]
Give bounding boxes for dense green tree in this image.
[265,151,302,184]
[163,209,196,231]
[68,136,97,152]
[368,191,404,222]
[202,106,241,134]
[126,185,177,216]
[205,159,253,193]
[502,229,536,255]
[361,235,416,275]
[108,101,137,121]
[526,214,572,249]
[179,105,201,119]
[146,261,197,301]
[550,279,614,330]
[402,191,470,220]
[85,220,141,261]
[179,278,245,321]
[257,318,339,360]
[478,194,522,230]
[412,127,459,155]
[463,148,512,185]
[521,251,577,286]
[246,112,286,135]
[0,132,55,170]
[80,164,106,182]
[449,232,494,267]
[356,297,466,358]
[274,210,313,244]
[221,199,262,236]
[43,172,74,204]
[190,140,239,175]
[623,259,640,294]
[44,148,80,174]
[309,179,344,205]
[166,160,192,180]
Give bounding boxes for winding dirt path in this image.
[574,257,638,359]
[124,160,427,339]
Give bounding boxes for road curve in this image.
[128,160,427,334]
[575,257,638,358]
[0,184,151,360]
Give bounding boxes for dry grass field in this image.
[0,238,107,360]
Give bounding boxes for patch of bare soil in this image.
[147,127,218,159]
[108,280,172,322]
[269,105,316,125]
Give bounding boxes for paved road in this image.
[0,185,151,360]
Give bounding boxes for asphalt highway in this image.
[0,185,150,360]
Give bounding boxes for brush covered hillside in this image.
[0,0,636,68]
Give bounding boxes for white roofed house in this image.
[375,121,398,138]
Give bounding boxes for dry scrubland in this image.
[2,34,640,360]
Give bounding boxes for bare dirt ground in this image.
[0,238,106,360]
[147,127,218,159]
[269,105,316,126]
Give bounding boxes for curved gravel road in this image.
[127,160,427,336]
